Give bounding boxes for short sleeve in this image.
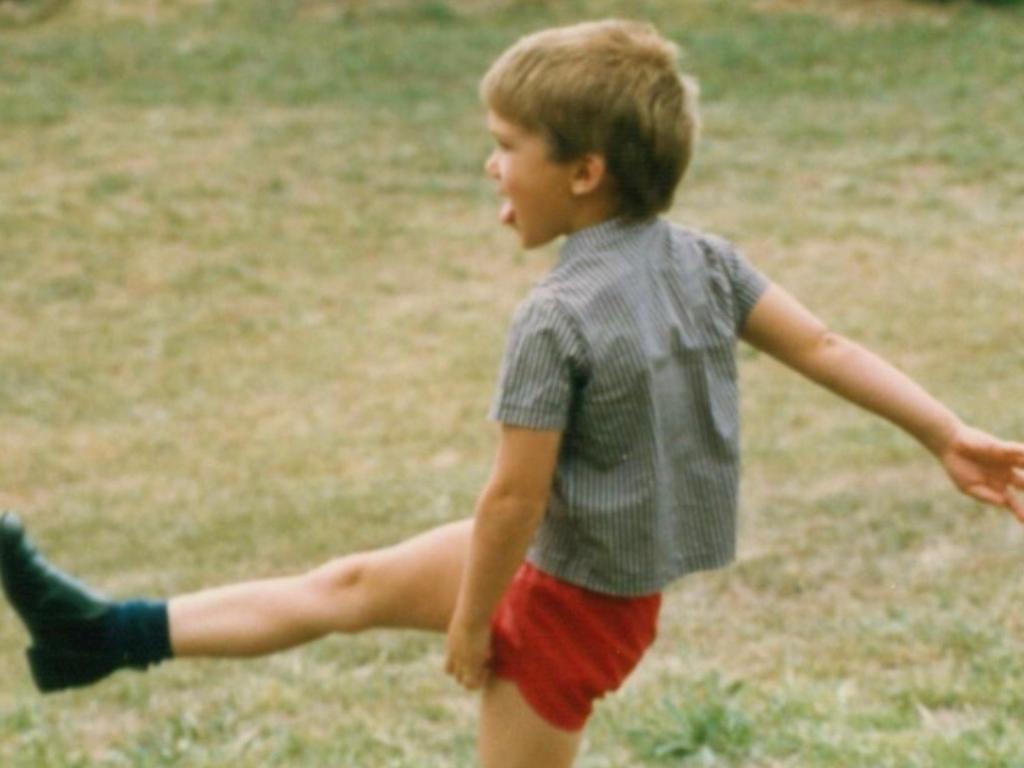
[489,293,582,431]
[721,242,769,331]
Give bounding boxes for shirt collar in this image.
[559,217,660,263]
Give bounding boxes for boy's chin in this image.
[499,214,559,250]
[515,230,556,250]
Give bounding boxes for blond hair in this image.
[480,19,700,221]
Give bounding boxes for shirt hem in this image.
[526,550,736,597]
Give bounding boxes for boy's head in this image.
[481,19,700,222]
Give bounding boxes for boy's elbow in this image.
[804,329,858,384]
[815,329,847,359]
[478,483,549,529]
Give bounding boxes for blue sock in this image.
[103,600,173,668]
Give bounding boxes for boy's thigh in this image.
[479,678,583,768]
[361,518,472,632]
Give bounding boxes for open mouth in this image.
[500,199,516,226]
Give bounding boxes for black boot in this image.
[0,512,169,692]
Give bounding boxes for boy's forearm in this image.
[742,286,963,456]
[453,490,546,630]
[798,332,960,455]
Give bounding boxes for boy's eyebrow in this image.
[489,127,513,147]
[486,113,514,141]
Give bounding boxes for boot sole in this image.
[26,645,125,693]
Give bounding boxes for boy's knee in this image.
[305,554,375,629]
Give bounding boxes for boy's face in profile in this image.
[485,111,586,250]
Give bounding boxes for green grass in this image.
[2,0,1024,765]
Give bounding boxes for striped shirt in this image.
[489,216,769,596]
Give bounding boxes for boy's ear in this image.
[570,153,609,197]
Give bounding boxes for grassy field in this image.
[2,0,1023,765]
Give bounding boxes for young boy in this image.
[3,19,1023,768]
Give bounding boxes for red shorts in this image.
[489,563,662,731]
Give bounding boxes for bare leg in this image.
[169,519,471,657]
[478,678,584,768]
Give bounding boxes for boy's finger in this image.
[972,437,1023,461]
[968,485,1004,507]
[1006,441,1024,467]
[459,667,485,691]
[449,659,487,690]
[987,441,1024,466]
[1006,491,1024,524]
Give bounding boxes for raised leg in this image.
[478,678,584,768]
[1,511,472,689]
[169,518,472,657]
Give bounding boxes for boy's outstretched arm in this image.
[740,284,1024,521]
[445,424,562,691]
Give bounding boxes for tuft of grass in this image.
[624,676,753,764]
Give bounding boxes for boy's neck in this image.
[565,193,621,237]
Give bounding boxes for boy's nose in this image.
[484,151,499,179]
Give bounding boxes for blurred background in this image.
[1,1,1022,765]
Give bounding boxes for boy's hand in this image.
[444,614,492,691]
[443,425,561,693]
[938,424,1024,522]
